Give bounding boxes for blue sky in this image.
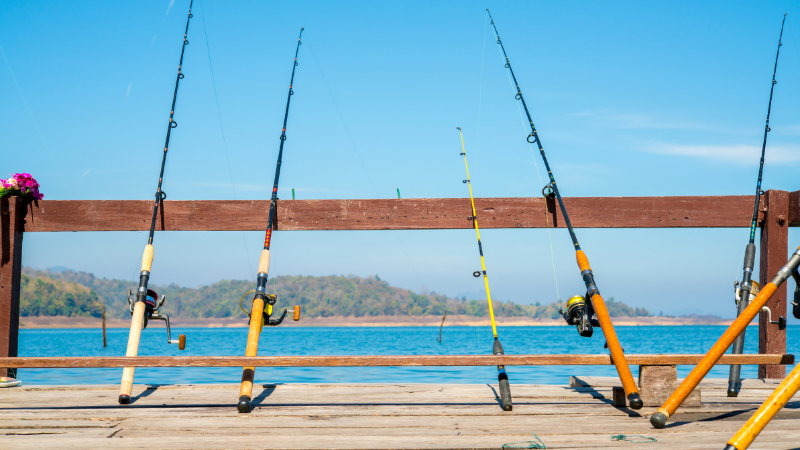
[2,1,799,319]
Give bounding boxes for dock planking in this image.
[1,381,798,449]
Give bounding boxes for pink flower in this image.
[2,173,43,200]
[3,177,18,189]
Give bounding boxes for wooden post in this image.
[102,305,107,348]
[759,190,789,379]
[0,197,24,378]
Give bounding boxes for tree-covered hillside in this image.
[21,268,652,320]
[20,273,103,317]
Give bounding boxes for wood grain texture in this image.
[0,354,793,368]
[0,197,23,378]
[759,190,789,379]
[1,383,799,449]
[790,189,800,226]
[18,195,771,232]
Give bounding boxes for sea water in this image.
[16,325,800,385]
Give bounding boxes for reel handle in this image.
[293,305,301,321]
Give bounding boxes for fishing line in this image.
[0,44,65,188]
[303,32,424,288]
[0,42,117,277]
[490,19,561,304]
[197,0,253,278]
[475,12,488,156]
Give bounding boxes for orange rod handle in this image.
[239,297,265,399]
[726,362,800,450]
[658,282,778,419]
[590,292,639,397]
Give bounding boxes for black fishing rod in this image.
[118,0,193,405]
[728,14,787,398]
[486,9,643,410]
[237,27,304,414]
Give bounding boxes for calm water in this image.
[17,325,800,385]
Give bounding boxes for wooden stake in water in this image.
[437,311,447,343]
[102,305,107,348]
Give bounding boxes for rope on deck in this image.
[611,434,657,443]
[502,434,546,449]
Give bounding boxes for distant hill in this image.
[21,267,654,321]
[20,273,103,317]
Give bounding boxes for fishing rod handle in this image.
[575,250,642,408]
[493,339,513,411]
[588,292,641,408]
[726,362,800,450]
[119,300,147,404]
[141,244,154,272]
[258,249,271,275]
[652,247,800,428]
[238,297,266,413]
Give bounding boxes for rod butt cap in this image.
[727,380,741,397]
[627,392,643,410]
[650,412,668,429]
[237,395,251,413]
[118,394,130,405]
[723,445,738,450]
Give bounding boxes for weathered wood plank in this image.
[789,189,800,226]
[0,354,793,368]
[20,195,768,232]
[0,196,23,378]
[759,190,790,379]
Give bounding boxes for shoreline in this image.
[19,314,741,329]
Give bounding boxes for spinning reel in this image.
[735,279,790,329]
[559,294,600,338]
[127,289,186,350]
[240,290,301,328]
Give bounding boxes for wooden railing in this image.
[2,189,798,377]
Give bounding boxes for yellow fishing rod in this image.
[457,127,512,411]
[724,361,800,449]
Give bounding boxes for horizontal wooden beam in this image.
[21,194,775,232]
[0,354,792,368]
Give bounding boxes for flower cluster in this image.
[0,173,43,200]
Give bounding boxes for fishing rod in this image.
[651,245,800,429]
[118,0,193,405]
[457,127,512,412]
[728,14,787,398]
[485,9,643,410]
[724,356,800,450]
[237,28,304,414]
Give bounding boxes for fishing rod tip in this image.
[456,126,461,130]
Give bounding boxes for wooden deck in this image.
[1,379,799,449]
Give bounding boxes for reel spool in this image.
[127,289,186,350]
[734,280,761,306]
[560,295,595,337]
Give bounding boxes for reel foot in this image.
[727,380,741,398]
[650,412,668,429]
[237,395,252,413]
[627,392,643,410]
[118,394,131,405]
